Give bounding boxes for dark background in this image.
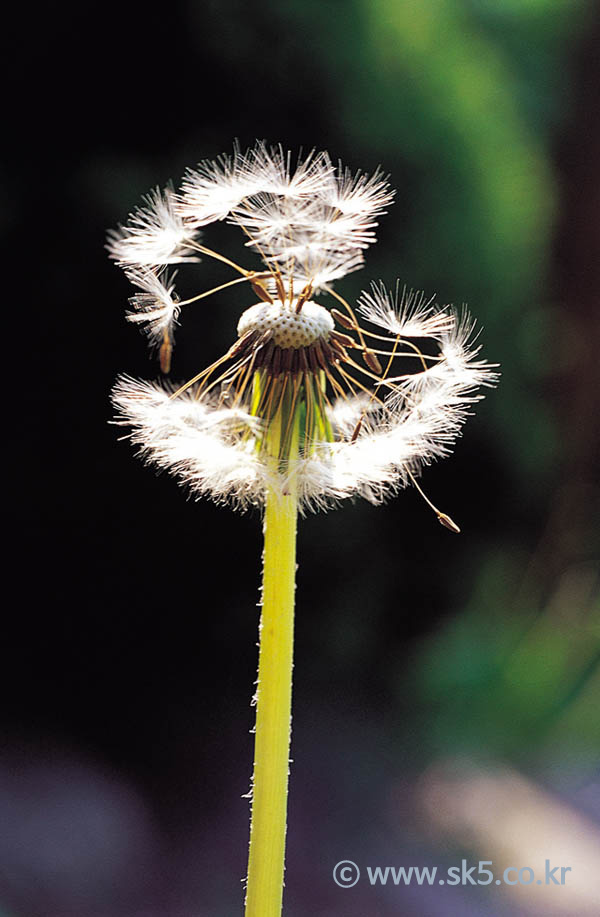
[5,1,599,915]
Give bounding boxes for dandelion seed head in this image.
[110,142,498,516]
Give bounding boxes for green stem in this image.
[245,480,298,916]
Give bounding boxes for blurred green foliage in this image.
[411,550,599,764]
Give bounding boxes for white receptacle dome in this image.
[237,301,334,349]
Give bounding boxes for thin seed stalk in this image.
[245,407,299,917]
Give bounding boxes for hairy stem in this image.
[245,434,298,916]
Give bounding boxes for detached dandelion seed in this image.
[109,141,498,916]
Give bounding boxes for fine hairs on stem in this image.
[246,465,298,912]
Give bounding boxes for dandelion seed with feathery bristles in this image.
[108,141,498,917]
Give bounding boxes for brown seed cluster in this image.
[230,304,388,386]
[229,327,357,378]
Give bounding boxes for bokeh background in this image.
[6,1,599,915]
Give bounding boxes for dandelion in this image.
[109,141,497,916]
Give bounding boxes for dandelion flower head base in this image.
[110,142,497,514]
[237,300,335,349]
